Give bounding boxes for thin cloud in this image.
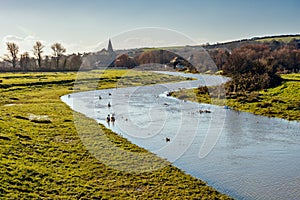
[3,35,24,42]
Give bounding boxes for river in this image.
[61,71,300,200]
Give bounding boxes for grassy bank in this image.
[0,70,231,199]
[171,74,300,121]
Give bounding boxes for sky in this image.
[0,0,299,56]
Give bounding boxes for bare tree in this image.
[44,55,50,69]
[20,52,30,71]
[33,41,44,69]
[4,42,19,68]
[68,53,82,70]
[51,43,66,69]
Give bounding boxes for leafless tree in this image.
[33,41,44,68]
[4,42,19,68]
[51,43,66,69]
[20,52,30,71]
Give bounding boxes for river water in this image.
[61,71,300,200]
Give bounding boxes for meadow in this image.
[256,36,300,43]
[171,74,300,121]
[0,70,231,199]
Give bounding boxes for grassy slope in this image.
[172,74,300,121]
[256,36,300,43]
[0,70,231,199]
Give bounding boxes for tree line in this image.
[1,39,300,94]
[0,41,82,72]
[209,40,300,92]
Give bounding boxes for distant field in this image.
[256,36,300,43]
[141,46,187,52]
[0,70,189,90]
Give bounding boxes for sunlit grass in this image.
[256,36,300,43]
[172,74,300,121]
[0,70,231,199]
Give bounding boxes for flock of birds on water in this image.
[98,92,171,142]
[68,89,219,143]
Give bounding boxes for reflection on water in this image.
[62,72,300,200]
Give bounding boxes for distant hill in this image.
[104,34,300,72]
[202,34,300,50]
[254,35,300,43]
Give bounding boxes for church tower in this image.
[107,39,114,55]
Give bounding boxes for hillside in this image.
[203,34,300,50]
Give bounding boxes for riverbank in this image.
[0,70,231,199]
[171,73,300,121]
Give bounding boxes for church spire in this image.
[107,38,114,54]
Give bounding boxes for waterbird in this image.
[111,115,115,122]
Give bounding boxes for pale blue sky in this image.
[0,0,299,55]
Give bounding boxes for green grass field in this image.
[172,74,300,121]
[256,36,300,43]
[0,70,231,199]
